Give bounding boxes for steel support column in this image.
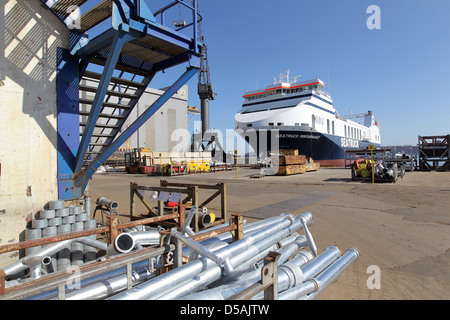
[57,48,80,200]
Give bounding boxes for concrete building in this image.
[81,78,189,152]
[0,0,190,267]
[0,0,70,266]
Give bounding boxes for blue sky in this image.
[151,0,450,147]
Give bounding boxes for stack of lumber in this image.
[274,153,307,176]
[306,157,320,172]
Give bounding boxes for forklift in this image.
[124,148,153,174]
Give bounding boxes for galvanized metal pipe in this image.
[153,213,313,300]
[201,244,340,301]
[181,206,197,236]
[194,212,295,246]
[106,229,162,256]
[26,244,178,300]
[301,245,342,280]
[96,197,119,211]
[302,248,360,300]
[181,214,293,259]
[61,240,231,300]
[222,234,302,283]
[22,256,50,280]
[170,229,232,274]
[108,212,307,300]
[3,237,107,279]
[64,264,154,300]
[279,248,360,300]
[186,243,333,301]
[206,250,314,301]
[179,237,314,300]
[252,245,341,300]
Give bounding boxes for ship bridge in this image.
[243,78,326,102]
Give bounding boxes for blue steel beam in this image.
[74,66,199,192]
[74,28,118,58]
[74,29,136,173]
[57,48,81,200]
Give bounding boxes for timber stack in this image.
[274,150,306,176]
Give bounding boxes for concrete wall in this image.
[0,0,69,267]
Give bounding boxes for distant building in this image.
[81,78,189,152]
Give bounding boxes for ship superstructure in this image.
[235,71,381,166]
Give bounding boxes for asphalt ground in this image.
[88,167,450,300]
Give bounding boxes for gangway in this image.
[42,0,203,200]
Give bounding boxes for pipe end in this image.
[114,233,135,254]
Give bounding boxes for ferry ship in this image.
[235,71,381,166]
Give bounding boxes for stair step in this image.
[88,142,108,147]
[79,98,132,110]
[80,122,119,129]
[81,133,114,138]
[79,110,125,120]
[79,84,138,100]
[83,70,145,89]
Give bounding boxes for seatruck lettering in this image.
[341,138,359,148]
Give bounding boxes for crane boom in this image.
[196,0,215,135]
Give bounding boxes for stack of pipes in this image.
[102,211,359,301]
[23,199,97,274]
[374,161,396,179]
[8,210,358,300]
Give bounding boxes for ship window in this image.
[332,121,335,135]
[344,125,347,137]
[269,122,274,126]
[247,124,252,127]
[277,122,284,126]
[327,119,330,134]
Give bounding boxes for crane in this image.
[189,1,226,162]
[197,0,215,136]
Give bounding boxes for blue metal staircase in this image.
[42,0,202,199]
